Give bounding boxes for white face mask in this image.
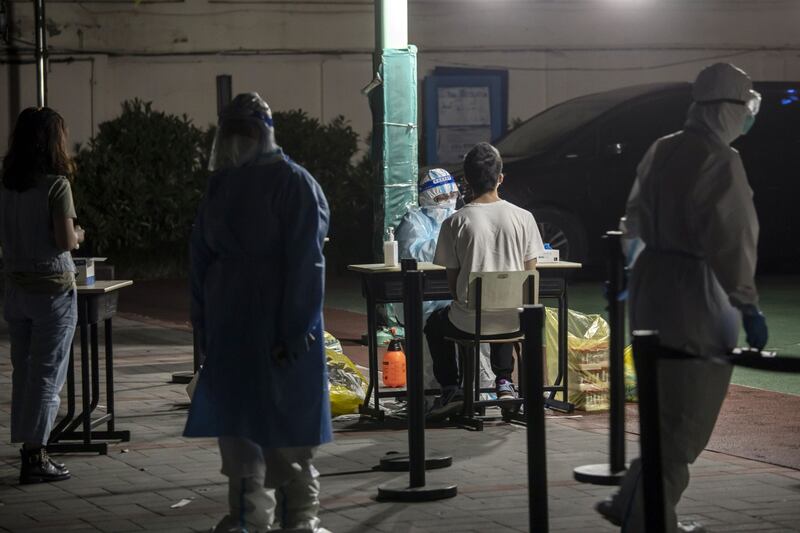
[436,199,458,212]
[426,201,456,223]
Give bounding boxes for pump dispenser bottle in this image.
[383,227,399,267]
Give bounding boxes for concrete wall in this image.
[2,0,800,152]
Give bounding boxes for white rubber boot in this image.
[272,478,330,533]
[213,476,275,533]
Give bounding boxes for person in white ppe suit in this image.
[596,63,769,533]
[394,169,496,392]
[183,93,332,533]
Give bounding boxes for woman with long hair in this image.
[1,107,85,484]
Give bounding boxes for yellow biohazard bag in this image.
[624,344,638,402]
[324,332,368,417]
[543,308,637,411]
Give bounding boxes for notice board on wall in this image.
[423,68,508,165]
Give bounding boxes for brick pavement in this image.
[1,315,799,532]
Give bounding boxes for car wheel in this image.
[531,207,588,264]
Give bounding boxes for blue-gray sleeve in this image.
[396,211,437,262]
[189,199,215,351]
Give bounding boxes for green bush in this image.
[273,110,374,272]
[73,101,373,278]
[73,99,211,277]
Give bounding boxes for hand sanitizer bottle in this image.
[384,227,399,267]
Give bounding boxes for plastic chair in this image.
[445,270,539,430]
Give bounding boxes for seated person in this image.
[395,168,460,391]
[425,142,544,419]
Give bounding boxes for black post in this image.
[405,266,426,488]
[33,0,46,106]
[573,230,628,485]
[632,331,667,533]
[377,263,457,502]
[606,231,626,473]
[521,304,548,533]
[216,75,232,116]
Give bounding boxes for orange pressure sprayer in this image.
[382,339,407,388]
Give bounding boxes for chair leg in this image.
[475,344,487,415]
[462,343,476,417]
[515,342,525,399]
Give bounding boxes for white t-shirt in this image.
[433,200,544,334]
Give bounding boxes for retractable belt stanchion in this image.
[633,330,800,533]
[520,304,549,533]
[574,230,628,485]
[632,332,667,533]
[377,261,457,502]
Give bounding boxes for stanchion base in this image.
[378,453,452,472]
[573,463,627,486]
[171,371,194,384]
[377,480,458,502]
[545,398,575,413]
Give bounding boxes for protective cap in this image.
[209,92,278,171]
[692,63,754,104]
[418,168,459,207]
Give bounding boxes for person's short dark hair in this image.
[463,142,502,197]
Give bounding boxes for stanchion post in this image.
[521,304,548,533]
[406,266,426,488]
[573,230,628,485]
[377,263,457,501]
[632,331,667,533]
[607,231,626,473]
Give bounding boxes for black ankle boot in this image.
[20,447,70,484]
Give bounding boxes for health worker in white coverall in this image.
[596,63,769,533]
[183,93,332,533]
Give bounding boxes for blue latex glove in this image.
[603,268,630,302]
[741,305,768,351]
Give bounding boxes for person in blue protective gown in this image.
[183,93,332,533]
[394,169,468,391]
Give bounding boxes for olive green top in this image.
[2,175,77,293]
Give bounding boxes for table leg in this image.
[90,323,100,411]
[105,318,115,432]
[79,298,91,445]
[544,278,574,413]
[561,280,570,404]
[359,279,385,420]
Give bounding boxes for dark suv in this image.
[488,82,800,271]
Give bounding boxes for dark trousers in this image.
[424,306,514,389]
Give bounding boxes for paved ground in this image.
[1,313,799,532]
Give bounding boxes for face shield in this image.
[419,168,460,210]
[692,63,760,139]
[742,90,761,135]
[209,92,277,172]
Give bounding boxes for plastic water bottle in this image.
[382,339,406,388]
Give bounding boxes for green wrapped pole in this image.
[367,0,416,260]
[368,46,418,258]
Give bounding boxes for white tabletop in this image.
[76,280,133,294]
[347,261,582,274]
[348,262,444,274]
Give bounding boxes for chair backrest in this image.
[466,270,539,311]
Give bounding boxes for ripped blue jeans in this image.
[4,285,77,445]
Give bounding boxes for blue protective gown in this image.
[183,151,332,449]
[396,206,452,318]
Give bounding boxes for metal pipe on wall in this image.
[33,0,47,106]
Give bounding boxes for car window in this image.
[596,92,692,154]
[496,95,620,157]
